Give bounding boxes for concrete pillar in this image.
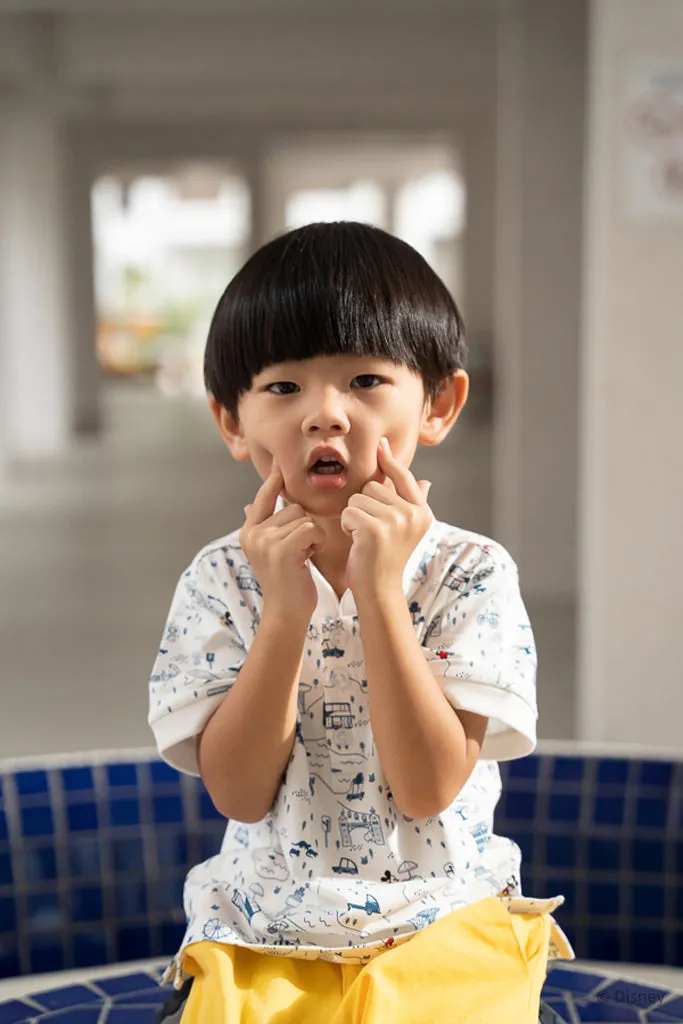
[0,99,73,457]
[460,118,496,370]
[64,135,101,435]
[578,0,683,746]
[493,0,587,602]
[241,147,273,255]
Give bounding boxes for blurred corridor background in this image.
[0,0,681,762]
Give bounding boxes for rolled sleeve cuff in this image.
[431,673,537,761]
[149,694,226,776]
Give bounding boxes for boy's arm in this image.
[356,587,488,820]
[197,609,307,823]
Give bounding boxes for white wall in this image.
[579,0,683,745]
[494,0,587,603]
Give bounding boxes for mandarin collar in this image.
[273,495,433,620]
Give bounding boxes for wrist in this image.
[261,603,312,635]
[353,582,406,615]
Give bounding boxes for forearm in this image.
[197,608,308,822]
[355,589,471,819]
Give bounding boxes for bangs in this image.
[205,221,466,417]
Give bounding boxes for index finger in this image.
[247,459,284,524]
[377,438,426,504]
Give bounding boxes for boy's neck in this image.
[309,517,353,600]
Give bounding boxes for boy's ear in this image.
[208,394,251,463]
[418,370,469,447]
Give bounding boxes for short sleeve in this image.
[148,553,247,776]
[422,542,537,761]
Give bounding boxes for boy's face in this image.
[211,354,467,517]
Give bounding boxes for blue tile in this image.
[32,984,101,1010]
[588,883,620,915]
[574,1001,640,1021]
[39,1010,102,1022]
[61,768,94,792]
[150,762,180,785]
[67,803,99,832]
[68,837,101,878]
[593,797,624,826]
[72,887,103,923]
[0,812,7,842]
[552,757,584,781]
[109,799,140,827]
[653,997,683,1019]
[0,899,16,934]
[546,836,576,867]
[25,846,57,883]
[112,837,145,872]
[636,798,668,829]
[0,1001,37,1024]
[596,759,629,785]
[587,928,621,961]
[506,756,539,778]
[588,839,620,870]
[544,968,605,995]
[549,794,580,823]
[503,792,536,820]
[633,884,664,918]
[639,761,673,787]
[29,936,65,973]
[596,979,670,1015]
[112,989,166,1005]
[73,931,109,967]
[27,891,63,931]
[630,839,664,873]
[21,805,54,837]
[0,949,21,981]
[0,851,12,886]
[628,928,666,964]
[153,796,183,824]
[114,881,147,918]
[116,926,151,960]
[105,1009,159,1023]
[107,764,137,788]
[156,831,188,869]
[15,771,48,796]
[197,833,222,861]
[160,922,185,952]
[92,972,161,996]
[199,792,223,821]
[149,877,184,915]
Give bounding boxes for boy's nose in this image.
[302,397,350,434]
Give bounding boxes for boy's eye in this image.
[352,374,383,389]
[265,375,383,395]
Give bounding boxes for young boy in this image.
[148,222,573,1024]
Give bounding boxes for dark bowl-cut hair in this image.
[204,220,467,421]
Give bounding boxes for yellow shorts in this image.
[179,895,553,1024]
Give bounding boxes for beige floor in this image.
[0,379,575,760]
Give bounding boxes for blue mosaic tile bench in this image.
[2,964,683,1023]
[0,745,681,1022]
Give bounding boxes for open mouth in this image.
[309,458,346,475]
[306,454,348,489]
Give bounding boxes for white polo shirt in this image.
[149,511,573,980]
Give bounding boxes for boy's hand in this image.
[340,438,433,599]
[240,458,326,623]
